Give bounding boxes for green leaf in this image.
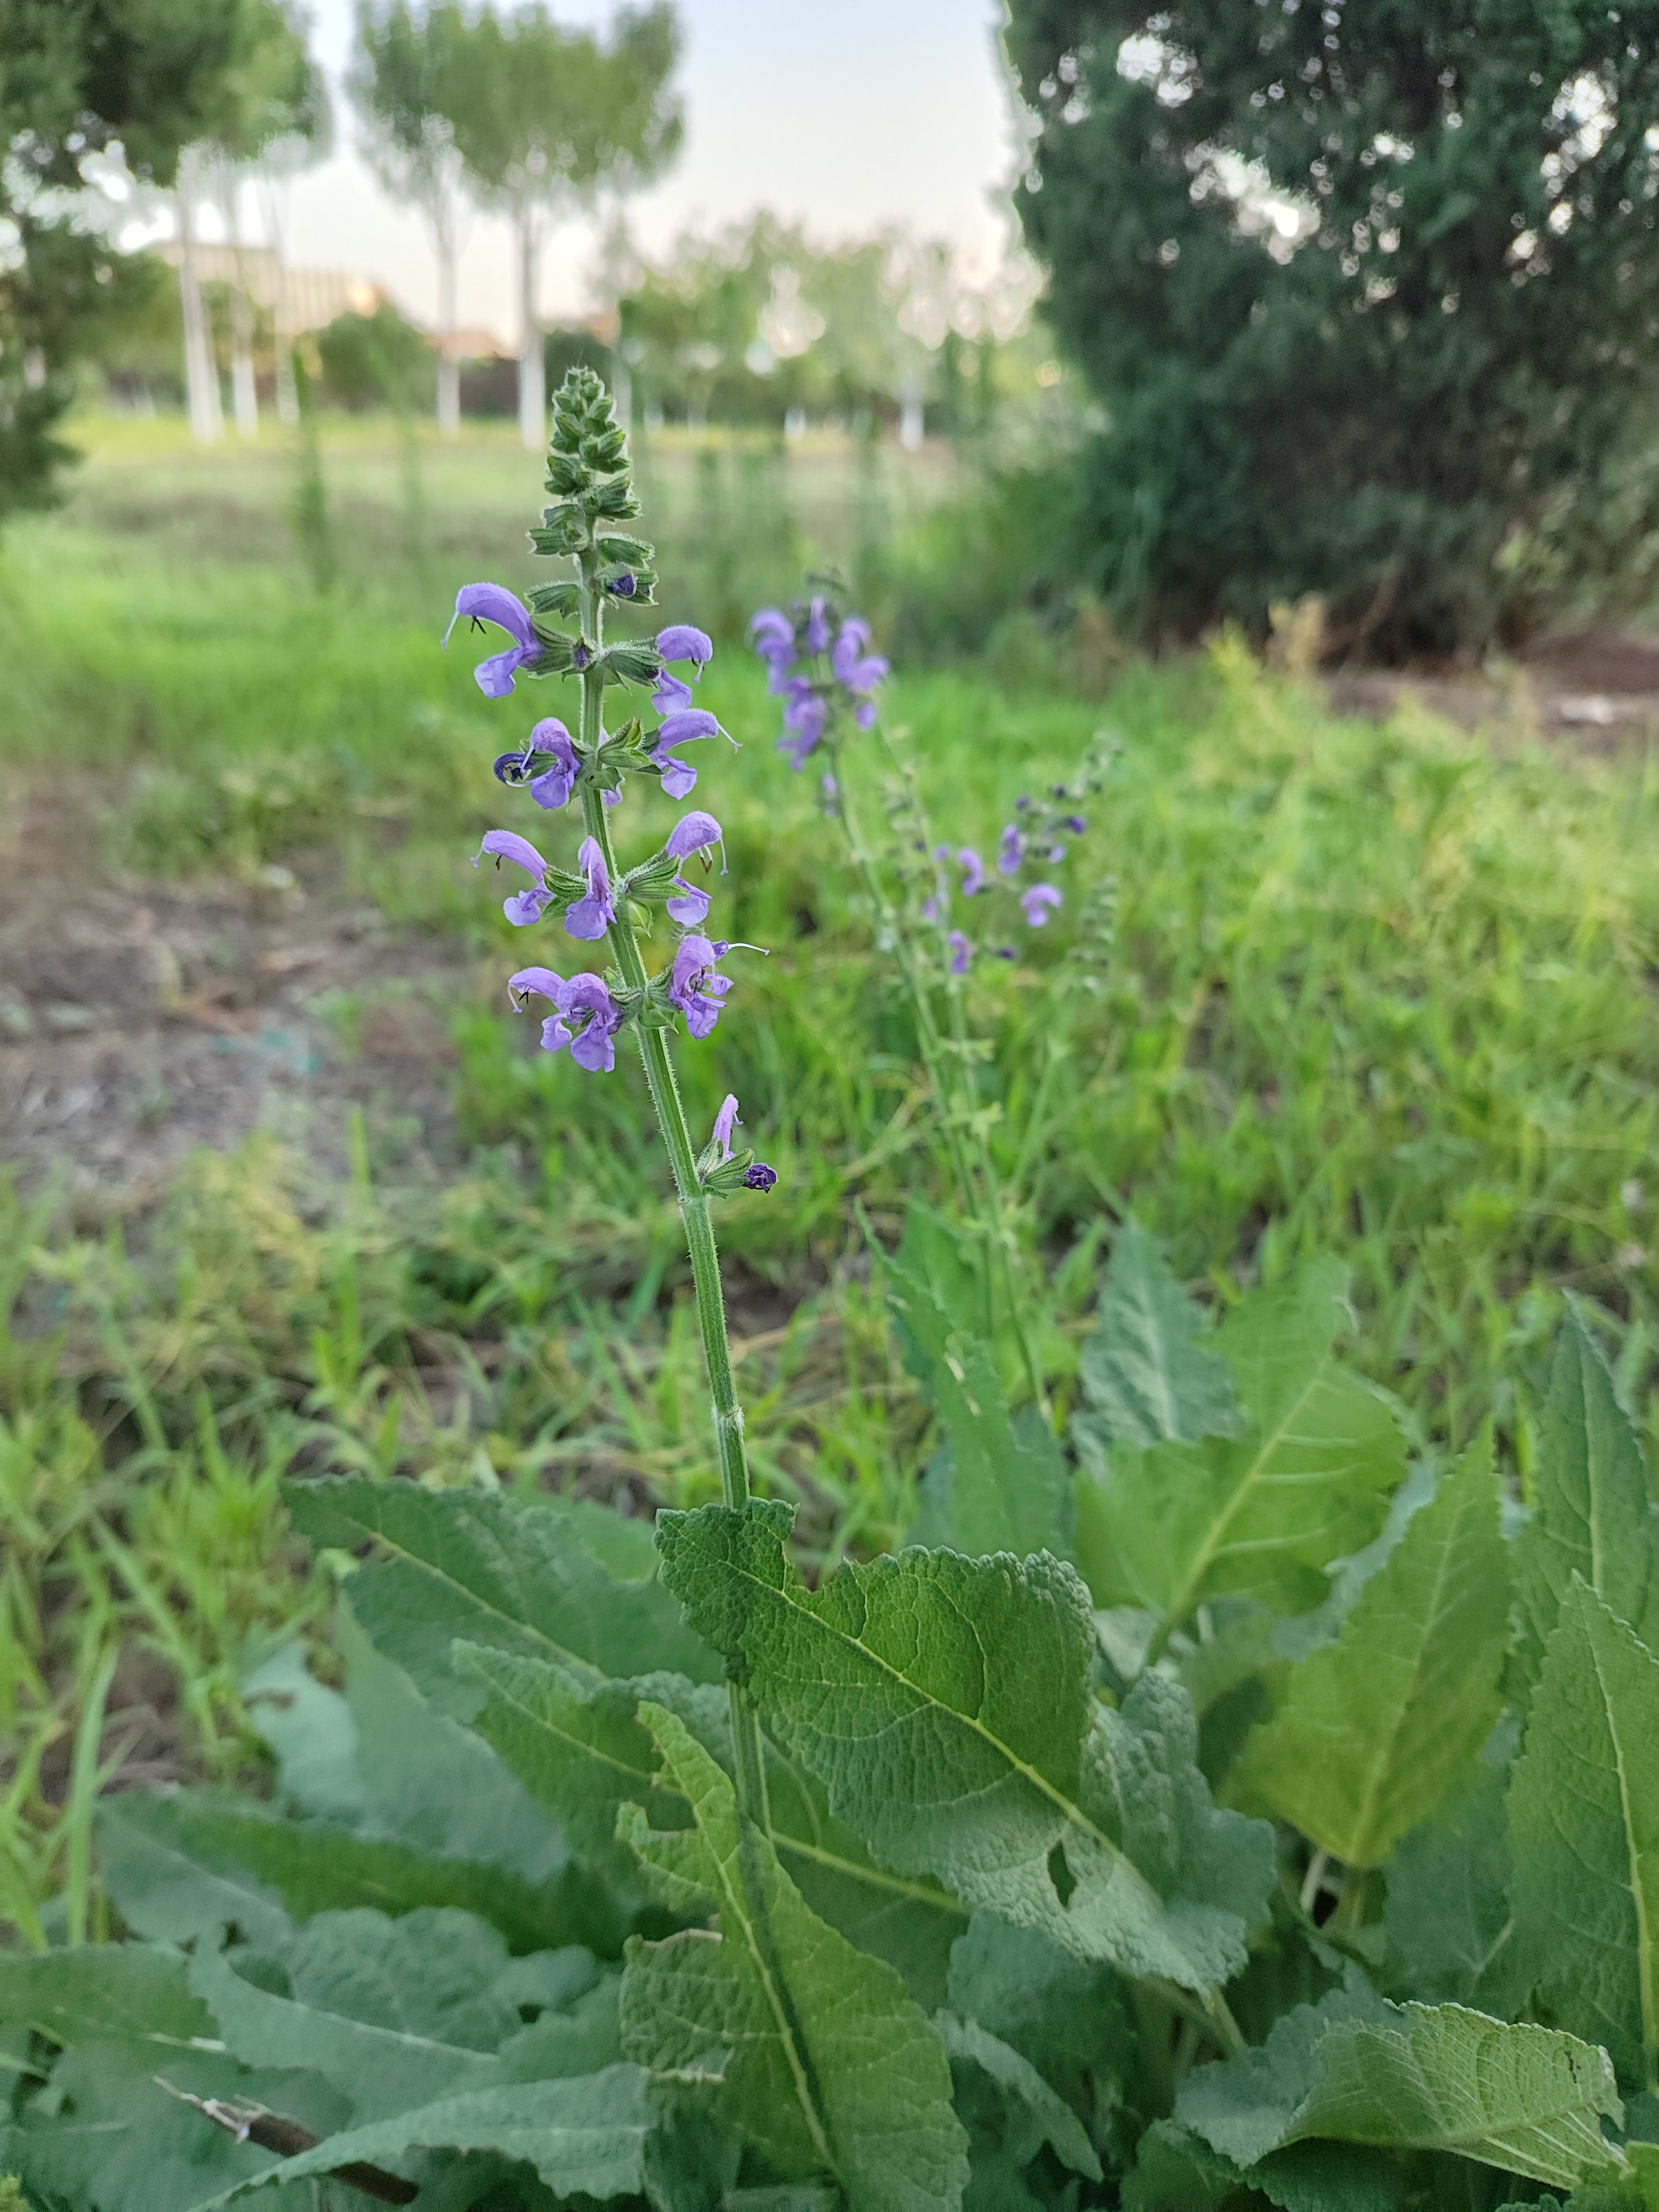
[934,2012,1102,2180]
[655,1500,1274,1992]
[189,1942,502,2124]
[1232,1444,1510,1866]
[197,2067,654,2206]
[1510,1576,1659,2087]
[1124,2120,1405,2212]
[97,1789,588,1956]
[1381,1756,1522,2011]
[1074,1262,1406,1637]
[945,1911,1134,2090]
[1077,1220,1243,1449]
[284,1477,719,1718]
[1181,1987,1627,2194]
[1287,2005,1626,2192]
[455,1642,967,2002]
[618,1701,971,2212]
[886,1241,1070,1560]
[1512,1313,1659,1697]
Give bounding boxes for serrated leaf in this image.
[1382,1758,1522,2012]
[935,2012,1102,2180]
[618,1702,970,2212]
[1233,1444,1509,1866]
[1512,1313,1659,1697]
[97,1790,587,1956]
[1288,2005,1625,2191]
[655,1501,1273,1992]
[887,1246,1070,1560]
[284,1478,718,1719]
[454,1643,966,2000]
[1510,1577,1659,2087]
[189,1941,502,2124]
[1182,1987,1626,2193]
[196,2066,653,2205]
[1078,1220,1242,1449]
[1074,1262,1406,1639]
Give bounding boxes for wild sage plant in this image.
[445,365,775,1826]
[753,586,1113,1412]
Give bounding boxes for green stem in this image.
[575,548,769,1832]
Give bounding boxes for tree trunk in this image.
[437,214,460,436]
[178,189,223,443]
[230,282,258,438]
[517,208,543,451]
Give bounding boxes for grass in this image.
[2,409,1657,1939]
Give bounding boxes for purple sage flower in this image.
[947,930,972,975]
[654,666,695,716]
[745,1163,779,1191]
[552,974,625,1072]
[508,964,564,1009]
[804,597,831,655]
[477,828,552,926]
[656,624,714,672]
[998,825,1025,877]
[1063,813,1087,833]
[711,1092,742,1159]
[566,836,617,941]
[525,718,580,810]
[652,706,723,799]
[831,621,888,692]
[750,608,794,660]
[445,583,541,700]
[1021,883,1063,927]
[957,847,987,897]
[665,809,724,925]
[605,574,638,597]
[669,932,733,1040]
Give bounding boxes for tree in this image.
[445,2,682,449]
[349,0,469,435]
[1003,1,1659,654]
[0,0,257,516]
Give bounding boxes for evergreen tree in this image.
[1004,0,1659,653]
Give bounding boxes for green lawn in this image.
[2,412,1656,1938]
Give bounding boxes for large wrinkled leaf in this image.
[1124,2120,1404,2212]
[188,1909,526,2124]
[888,1245,1070,1561]
[656,1500,1274,1992]
[0,1947,335,2212]
[946,1911,1133,2090]
[1512,1313,1659,1696]
[935,2012,1102,2180]
[1234,1445,1509,1866]
[97,1788,588,1956]
[1074,1262,1406,1637]
[1382,1757,1522,2012]
[618,1702,970,2212]
[1076,1220,1242,1451]
[196,2067,654,2206]
[1510,1577,1659,2086]
[455,1643,966,2002]
[284,1477,718,1718]
[1181,1987,1626,2193]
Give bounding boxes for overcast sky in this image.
[200,0,1027,345]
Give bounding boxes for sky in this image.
[196,0,1028,347]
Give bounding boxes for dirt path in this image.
[0,778,474,1208]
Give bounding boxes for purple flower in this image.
[779,688,828,769]
[998,825,1025,877]
[654,667,695,715]
[566,836,616,941]
[750,608,794,660]
[711,1092,742,1159]
[669,932,733,1040]
[947,930,972,975]
[1049,845,1067,864]
[957,847,987,897]
[549,973,626,1072]
[831,622,888,692]
[508,964,565,1008]
[524,718,580,810]
[667,810,724,863]
[606,574,638,597]
[921,895,940,923]
[1021,883,1063,927]
[804,597,831,655]
[745,1162,779,1191]
[477,828,552,926]
[1063,813,1087,833]
[656,624,714,671]
[667,878,711,925]
[658,708,722,749]
[445,583,541,699]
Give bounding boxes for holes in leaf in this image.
[1047,1839,1077,1906]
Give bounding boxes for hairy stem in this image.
[576,549,769,1832]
